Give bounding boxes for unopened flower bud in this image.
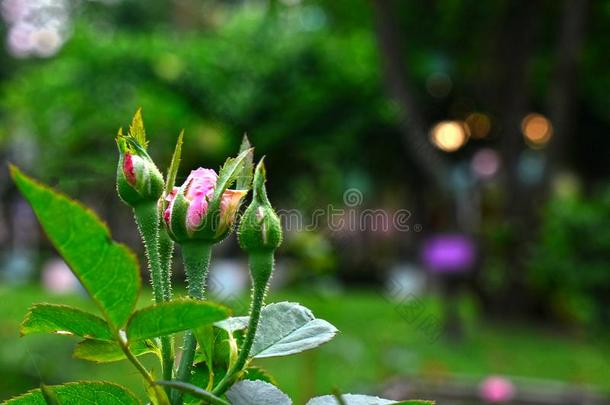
[116,117,164,207]
[164,167,247,243]
[238,159,282,253]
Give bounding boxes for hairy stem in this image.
[172,242,212,405]
[133,203,174,387]
[159,223,176,384]
[212,251,273,396]
[159,225,174,302]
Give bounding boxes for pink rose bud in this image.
[116,126,164,207]
[164,167,247,241]
[479,376,515,403]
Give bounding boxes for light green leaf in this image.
[306,395,414,405]
[249,302,338,359]
[21,304,113,341]
[129,108,148,149]
[127,299,229,341]
[10,166,140,329]
[73,339,158,363]
[226,380,291,405]
[214,316,249,333]
[5,381,140,405]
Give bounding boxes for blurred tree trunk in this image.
[545,0,589,182]
[491,0,541,315]
[370,0,448,195]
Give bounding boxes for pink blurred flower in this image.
[480,376,515,403]
[42,259,80,294]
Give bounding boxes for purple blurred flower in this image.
[421,233,476,273]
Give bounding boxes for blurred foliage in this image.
[0,1,399,210]
[529,186,610,328]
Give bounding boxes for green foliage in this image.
[529,187,610,327]
[10,166,140,330]
[249,302,338,359]
[21,304,113,341]
[127,300,229,341]
[5,382,139,405]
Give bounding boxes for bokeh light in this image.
[521,113,553,148]
[471,148,501,179]
[2,0,71,58]
[430,120,469,152]
[466,112,492,139]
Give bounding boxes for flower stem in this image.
[159,226,174,302]
[212,251,273,396]
[172,241,212,405]
[116,330,169,404]
[133,203,174,387]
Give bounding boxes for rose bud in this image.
[238,159,282,254]
[164,168,247,243]
[116,127,164,207]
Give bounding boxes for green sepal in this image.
[236,135,254,190]
[165,130,184,196]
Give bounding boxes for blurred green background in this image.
[1,0,610,403]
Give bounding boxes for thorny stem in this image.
[133,203,174,387]
[212,251,274,396]
[172,241,212,405]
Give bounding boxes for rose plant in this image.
[6,111,433,405]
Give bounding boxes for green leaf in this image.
[21,304,113,341]
[73,339,158,363]
[10,166,140,329]
[127,299,229,341]
[249,302,338,359]
[243,366,276,385]
[5,381,140,405]
[306,395,419,405]
[165,130,184,194]
[184,362,227,403]
[156,381,229,405]
[226,380,291,405]
[396,401,435,405]
[236,134,254,190]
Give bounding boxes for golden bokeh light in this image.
[521,113,553,147]
[466,112,491,139]
[430,121,469,152]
